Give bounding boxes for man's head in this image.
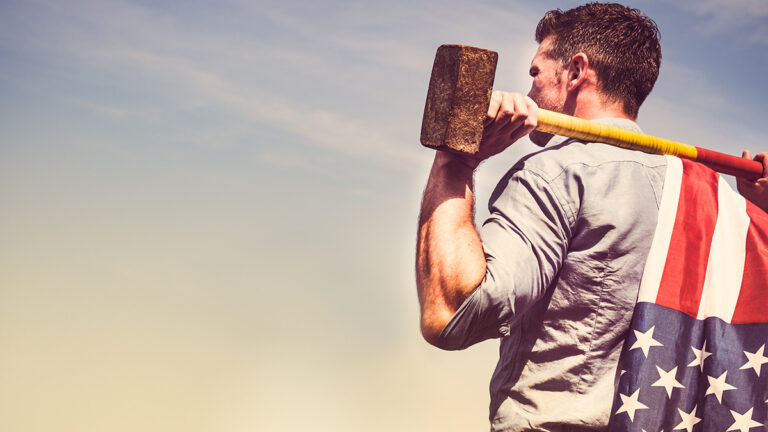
[528,3,661,121]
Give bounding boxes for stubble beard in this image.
[529,94,562,147]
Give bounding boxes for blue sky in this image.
[0,1,766,431]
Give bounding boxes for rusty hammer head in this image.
[420,45,498,154]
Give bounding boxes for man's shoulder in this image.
[511,119,667,184]
[514,140,667,183]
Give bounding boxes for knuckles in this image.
[487,91,539,131]
[489,91,503,106]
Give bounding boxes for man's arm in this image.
[415,92,538,345]
[416,152,485,345]
[737,151,768,213]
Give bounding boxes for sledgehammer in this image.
[420,44,763,180]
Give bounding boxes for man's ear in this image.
[566,53,589,92]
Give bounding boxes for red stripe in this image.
[655,160,719,317]
[731,202,768,323]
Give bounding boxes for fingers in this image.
[738,152,768,211]
[741,150,767,178]
[500,94,538,141]
[488,92,537,137]
[519,96,539,137]
[485,91,503,126]
[477,91,537,162]
[496,93,526,134]
[756,152,768,178]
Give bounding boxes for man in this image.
[415,3,768,430]
[738,151,768,209]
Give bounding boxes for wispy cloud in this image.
[1,0,761,171]
[663,0,768,44]
[1,0,433,169]
[0,0,548,172]
[91,45,427,167]
[685,0,768,25]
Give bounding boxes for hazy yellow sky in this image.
[1,0,766,430]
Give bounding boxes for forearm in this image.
[416,152,486,344]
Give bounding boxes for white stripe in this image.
[696,176,749,322]
[638,156,683,304]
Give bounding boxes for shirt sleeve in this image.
[434,168,574,350]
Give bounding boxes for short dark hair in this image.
[535,2,661,118]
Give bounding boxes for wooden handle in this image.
[536,109,763,180]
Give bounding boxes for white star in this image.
[727,407,762,432]
[674,406,701,432]
[740,345,768,376]
[615,389,648,422]
[629,326,663,358]
[705,371,737,403]
[652,365,685,397]
[688,340,711,372]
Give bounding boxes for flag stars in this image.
[630,326,663,358]
[705,371,736,403]
[652,365,684,397]
[615,389,648,422]
[688,340,711,372]
[727,408,762,432]
[674,405,701,432]
[740,344,768,376]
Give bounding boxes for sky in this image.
[0,1,766,431]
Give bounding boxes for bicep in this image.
[435,170,572,350]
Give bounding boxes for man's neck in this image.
[565,86,635,121]
[573,105,633,121]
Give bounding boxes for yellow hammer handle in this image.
[535,109,763,180]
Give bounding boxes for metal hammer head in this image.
[420,45,498,154]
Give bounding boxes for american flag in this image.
[609,156,768,432]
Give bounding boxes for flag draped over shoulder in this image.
[609,156,768,432]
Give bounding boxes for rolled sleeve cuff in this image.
[434,276,513,351]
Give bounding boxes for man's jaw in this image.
[528,95,566,147]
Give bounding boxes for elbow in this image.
[415,270,485,349]
[419,306,453,348]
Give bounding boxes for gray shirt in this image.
[436,119,668,431]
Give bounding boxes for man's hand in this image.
[737,150,768,213]
[453,91,539,169]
